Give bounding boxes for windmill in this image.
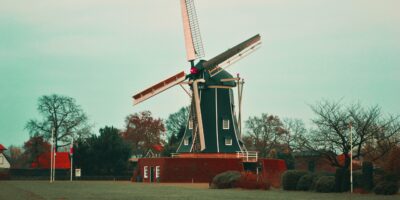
[133,0,261,154]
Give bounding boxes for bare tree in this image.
[245,114,287,157]
[282,118,308,152]
[25,94,92,151]
[306,100,400,169]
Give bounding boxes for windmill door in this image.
[149,167,155,183]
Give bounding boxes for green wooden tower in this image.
[133,0,261,154]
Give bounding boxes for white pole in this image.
[50,128,54,183]
[70,137,73,182]
[350,122,353,193]
[52,129,56,182]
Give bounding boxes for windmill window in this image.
[184,138,189,146]
[144,166,148,179]
[225,137,232,146]
[188,120,193,130]
[222,119,230,130]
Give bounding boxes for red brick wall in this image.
[137,158,243,183]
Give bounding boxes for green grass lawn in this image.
[0,181,398,200]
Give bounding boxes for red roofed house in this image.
[144,144,164,158]
[0,144,11,169]
[31,152,70,169]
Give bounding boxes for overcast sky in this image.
[1,0,399,147]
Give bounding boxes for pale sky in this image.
[1,0,399,147]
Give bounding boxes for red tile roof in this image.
[31,152,71,169]
[0,144,6,151]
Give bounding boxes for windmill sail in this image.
[203,34,261,77]
[180,0,205,61]
[133,71,186,105]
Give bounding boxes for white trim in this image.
[229,90,243,151]
[144,166,148,179]
[155,166,160,178]
[215,88,220,153]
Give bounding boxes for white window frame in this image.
[184,138,189,146]
[144,166,148,179]
[156,166,160,178]
[223,119,230,130]
[188,120,193,130]
[225,138,232,146]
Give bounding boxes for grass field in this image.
[0,181,399,200]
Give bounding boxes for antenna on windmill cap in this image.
[180,0,205,65]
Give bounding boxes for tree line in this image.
[4,94,400,176]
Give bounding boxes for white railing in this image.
[236,151,258,162]
[171,153,180,158]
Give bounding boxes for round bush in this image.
[235,173,271,190]
[210,171,241,189]
[282,170,308,190]
[315,176,336,193]
[309,172,334,191]
[374,181,399,195]
[296,173,315,191]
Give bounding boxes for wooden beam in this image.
[133,71,186,105]
[193,79,206,151]
[208,85,234,89]
[220,78,240,82]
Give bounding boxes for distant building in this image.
[0,144,11,169]
[144,144,164,158]
[294,151,361,173]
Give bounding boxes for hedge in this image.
[282,170,308,190]
[315,176,336,193]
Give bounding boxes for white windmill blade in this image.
[203,34,261,77]
[180,0,205,62]
[133,71,186,105]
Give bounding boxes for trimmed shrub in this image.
[282,170,308,190]
[234,172,270,190]
[315,176,336,193]
[362,161,374,191]
[210,171,270,190]
[296,173,315,191]
[373,181,399,195]
[305,172,335,191]
[210,171,241,189]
